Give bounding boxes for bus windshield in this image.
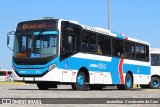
[13,31,58,58]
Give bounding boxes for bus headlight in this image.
[48,63,57,71]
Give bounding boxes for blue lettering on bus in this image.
[30,53,40,58]
[34,31,58,36]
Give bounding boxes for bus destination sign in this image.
[16,20,56,31]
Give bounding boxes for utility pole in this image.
[108,0,110,30]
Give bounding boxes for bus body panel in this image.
[151,66,160,76]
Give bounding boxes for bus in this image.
[140,48,160,89]
[143,48,160,89]
[7,18,150,90]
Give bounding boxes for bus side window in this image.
[67,35,75,51]
[61,33,76,60]
[62,34,75,52]
[98,35,111,55]
[135,44,145,61]
[112,38,124,57]
[88,34,96,53]
[81,31,97,53]
[81,42,88,52]
[125,41,135,59]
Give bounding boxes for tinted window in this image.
[112,38,124,57]
[136,44,145,61]
[61,21,82,60]
[81,31,96,53]
[125,41,135,59]
[62,34,75,52]
[151,54,160,66]
[98,35,111,55]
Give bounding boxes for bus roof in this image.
[66,19,149,45]
[80,24,149,45]
[150,48,160,54]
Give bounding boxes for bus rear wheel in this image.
[117,73,133,90]
[72,71,88,91]
[149,77,160,89]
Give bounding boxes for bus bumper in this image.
[11,67,62,82]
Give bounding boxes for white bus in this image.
[140,48,160,89]
[7,18,151,90]
[150,48,160,88]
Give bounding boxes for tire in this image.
[117,73,133,90]
[149,77,160,89]
[72,71,88,90]
[140,85,149,89]
[37,83,49,90]
[89,85,104,90]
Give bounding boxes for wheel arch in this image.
[151,75,160,79]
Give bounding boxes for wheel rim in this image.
[152,80,159,87]
[77,74,85,87]
[126,76,131,87]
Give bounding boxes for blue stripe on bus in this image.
[13,55,150,84]
[107,58,121,84]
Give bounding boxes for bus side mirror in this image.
[7,31,15,51]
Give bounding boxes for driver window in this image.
[61,33,76,60]
[62,34,75,52]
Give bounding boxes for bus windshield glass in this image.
[13,20,58,58]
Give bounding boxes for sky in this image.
[0,0,160,69]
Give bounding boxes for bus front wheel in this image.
[149,77,160,89]
[72,71,88,91]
